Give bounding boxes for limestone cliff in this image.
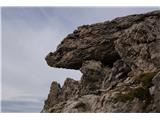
[42,10,160,112]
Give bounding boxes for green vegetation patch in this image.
[114,72,157,103]
[114,87,149,102]
[135,72,157,88]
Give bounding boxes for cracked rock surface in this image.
[42,10,160,113]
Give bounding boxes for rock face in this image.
[42,10,160,113]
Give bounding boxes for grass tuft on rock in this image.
[135,72,157,88]
[114,72,157,103]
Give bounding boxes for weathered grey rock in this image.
[80,60,109,95]
[42,81,61,112]
[60,78,80,100]
[42,10,160,113]
[152,72,160,112]
[114,11,160,72]
[45,20,121,70]
[102,60,131,89]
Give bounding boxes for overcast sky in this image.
[1,7,159,112]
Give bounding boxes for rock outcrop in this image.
[42,10,160,113]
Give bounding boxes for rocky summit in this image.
[42,10,160,113]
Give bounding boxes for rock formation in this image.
[42,10,160,112]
